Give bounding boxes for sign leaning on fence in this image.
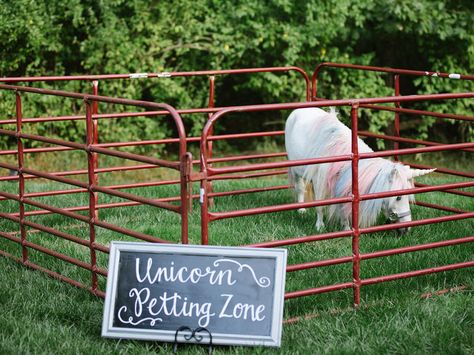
[102,242,287,347]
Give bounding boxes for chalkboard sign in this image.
[102,242,287,347]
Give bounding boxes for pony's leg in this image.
[341,215,352,231]
[313,183,325,230]
[315,208,324,230]
[294,175,306,214]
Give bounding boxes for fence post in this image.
[91,81,100,218]
[351,103,361,307]
[15,92,28,264]
[200,154,210,245]
[85,99,98,294]
[393,74,401,161]
[180,152,191,244]
[207,75,215,206]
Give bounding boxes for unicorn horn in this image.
[409,168,436,179]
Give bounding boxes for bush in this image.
[1,0,472,151]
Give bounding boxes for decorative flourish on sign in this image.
[213,259,271,288]
[117,306,163,326]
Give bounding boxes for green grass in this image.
[0,256,472,355]
[0,164,473,354]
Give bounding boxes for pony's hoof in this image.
[297,208,306,214]
[315,221,325,230]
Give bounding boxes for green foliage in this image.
[0,0,472,150]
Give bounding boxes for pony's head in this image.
[333,160,436,233]
[381,166,436,235]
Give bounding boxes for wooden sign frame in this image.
[102,242,287,347]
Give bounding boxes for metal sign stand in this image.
[173,326,213,355]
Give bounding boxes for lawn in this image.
[0,156,473,354]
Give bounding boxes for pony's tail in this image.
[304,182,314,201]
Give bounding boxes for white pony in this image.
[285,108,435,234]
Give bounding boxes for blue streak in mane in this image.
[330,158,411,228]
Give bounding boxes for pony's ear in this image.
[408,168,436,179]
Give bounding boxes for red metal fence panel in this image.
[199,91,473,306]
[0,83,189,296]
[0,63,472,311]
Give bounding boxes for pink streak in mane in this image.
[337,159,386,220]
